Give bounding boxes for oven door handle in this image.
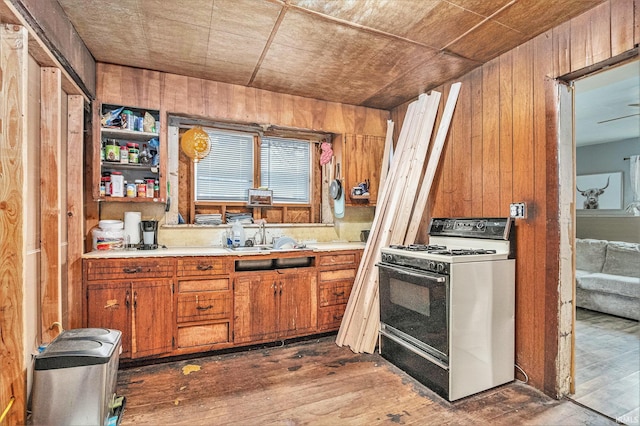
[376,262,446,283]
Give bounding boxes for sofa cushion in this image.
[602,241,640,277]
[577,272,640,298]
[576,238,608,273]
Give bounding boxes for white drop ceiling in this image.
[575,60,640,147]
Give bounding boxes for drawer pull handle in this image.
[333,314,343,321]
[196,305,213,311]
[123,266,142,274]
[197,265,213,271]
[333,291,345,297]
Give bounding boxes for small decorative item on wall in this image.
[576,171,623,210]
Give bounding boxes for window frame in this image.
[172,118,330,225]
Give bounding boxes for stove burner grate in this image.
[389,244,447,252]
[430,249,498,256]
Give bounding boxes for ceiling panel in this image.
[57,0,606,110]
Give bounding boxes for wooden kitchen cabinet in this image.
[342,134,385,206]
[234,267,317,344]
[175,257,233,352]
[92,103,165,203]
[317,250,361,331]
[84,258,173,359]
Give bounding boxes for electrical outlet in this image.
[510,202,526,219]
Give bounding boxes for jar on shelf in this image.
[111,172,124,197]
[122,110,134,131]
[120,143,129,164]
[126,181,136,198]
[127,142,139,164]
[135,179,146,198]
[153,180,160,198]
[145,178,154,198]
[101,173,111,196]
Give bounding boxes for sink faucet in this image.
[256,219,267,245]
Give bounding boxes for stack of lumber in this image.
[336,83,461,354]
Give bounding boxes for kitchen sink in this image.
[228,246,270,252]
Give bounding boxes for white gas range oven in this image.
[377,217,516,401]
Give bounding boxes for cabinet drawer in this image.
[177,322,231,348]
[319,268,356,282]
[177,257,229,276]
[85,258,173,281]
[318,253,358,267]
[178,278,230,293]
[319,281,353,307]
[177,292,232,323]
[318,305,347,330]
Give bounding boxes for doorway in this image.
[570,59,640,424]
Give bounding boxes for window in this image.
[261,136,310,203]
[194,128,311,204]
[195,129,254,201]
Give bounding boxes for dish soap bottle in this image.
[231,220,245,248]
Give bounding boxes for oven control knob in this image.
[437,262,445,272]
[428,261,436,270]
[382,253,391,262]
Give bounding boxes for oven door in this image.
[377,262,449,360]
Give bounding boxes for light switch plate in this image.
[510,202,526,219]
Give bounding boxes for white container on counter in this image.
[93,220,125,251]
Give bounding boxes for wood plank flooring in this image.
[573,308,640,425]
[117,336,613,425]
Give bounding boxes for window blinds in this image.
[261,137,310,203]
[195,129,254,201]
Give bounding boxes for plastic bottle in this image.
[231,220,245,248]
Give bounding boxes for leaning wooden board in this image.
[337,83,461,353]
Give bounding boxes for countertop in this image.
[82,242,366,258]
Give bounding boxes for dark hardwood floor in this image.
[573,308,640,426]
[117,336,613,425]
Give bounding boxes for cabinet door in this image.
[234,274,279,343]
[86,282,131,357]
[278,269,316,338]
[344,134,385,205]
[131,280,173,358]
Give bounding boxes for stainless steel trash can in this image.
[31,328,122,426]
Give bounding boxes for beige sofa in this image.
[575,238,640,321]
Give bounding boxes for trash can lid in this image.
[57,328,122,344]
[35,338,117,370]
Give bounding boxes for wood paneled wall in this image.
[391,0,638,396]
[96,63,390,137]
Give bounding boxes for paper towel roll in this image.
[124,211,142,245]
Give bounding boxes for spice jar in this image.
[135,179,146,198]
[153,180,160,198]
[127,142,139,164]
[145,178,155,198]
[126,181,136,198]
[120,143,129,164]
